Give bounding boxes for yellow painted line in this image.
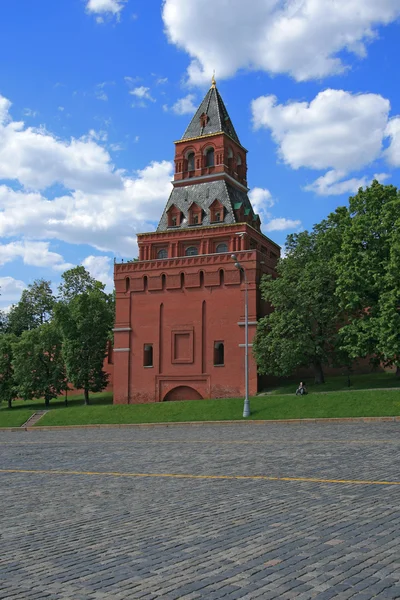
[1,468,400,486]
[0,439,399,446]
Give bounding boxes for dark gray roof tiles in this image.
[181,86,241,145]
[157,180,256,232]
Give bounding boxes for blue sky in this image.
[1,0,400,308]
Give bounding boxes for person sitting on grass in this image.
[295,381,308,396]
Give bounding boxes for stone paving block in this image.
[1,422,400,599]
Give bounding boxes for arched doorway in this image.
[164,386,203,402]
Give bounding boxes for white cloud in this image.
[249,187,301,235]
[0,92,174,257]
[0,95,121,192]
[264,218,301,232]
[23,108,38,118]
[86,0,126,19]
[82,255,113,290]
[0,276,26,304]
[0,240,72,271]
[0,161,173,257]
[170,94,197,115]
[305,170,391,196]
[252,89,396,195]
[385,117,400,167]
[252,89,390,171]
[249,187,274,223]
[163,0,400,84]
[129,85,155,107]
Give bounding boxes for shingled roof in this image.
[181,84,241,145]
[157,180,256,232]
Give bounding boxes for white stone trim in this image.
[114,348,131,352]
[239,343,253,348]
[113,328,132,332]
[237,321,258,326]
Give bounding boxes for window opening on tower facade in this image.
[214,342,224,366]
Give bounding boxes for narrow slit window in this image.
[206,148,215,167]
[144,344,153,367]
[187,152,195,172]
[214,342,224,366]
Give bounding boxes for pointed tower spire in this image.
[181,79,241,145]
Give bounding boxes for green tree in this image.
[0,334,19,409]
[58,266,104,301]
[55,289,114,405]
[12,323,65,408]
[336,181,400,371]
[253,211,349,384]
[7,279,55,336]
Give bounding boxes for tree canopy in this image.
[55,288,114,404]
[253,211,349,383]
[254,181,400,383]
[7,279,55,336]
[12,322,66,408]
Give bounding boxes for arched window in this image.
[219,269,225,286]
[199,270,205,287]
[216,243,228,254]
[214,342,224,366]
[187,152,195,172]
[125,277,130,292]
[143,276,148,291]
[236,154,242,166]
[206,148,215,167]
[185,246,199,256]
[157,248,168,259]
[161,274,166,290]
[180,272,185,288]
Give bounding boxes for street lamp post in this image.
[231,254,250,417]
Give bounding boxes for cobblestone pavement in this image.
[1,422,400,599]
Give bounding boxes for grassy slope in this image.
[266,372,400,395]
[0,410,37,428]
[0,392,112,429]
[1,374,400,428]
[36,390,400,426]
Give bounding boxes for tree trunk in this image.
[8,398,12,409]
[312,361,325,385]
[45,396,50,409]
[396,366,400,378]
[64,387,68,407]
[84,388,90,405]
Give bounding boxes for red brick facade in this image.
[113,82,280,404]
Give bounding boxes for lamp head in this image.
[231,254,238,262]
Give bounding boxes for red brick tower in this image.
[113,78,280,404]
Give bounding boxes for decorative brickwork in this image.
[113,81,280,404]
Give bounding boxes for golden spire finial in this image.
[211,71,216,88]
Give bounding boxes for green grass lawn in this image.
[0,392,112,428]
[1,375,399,428]
[265,371,400,395]
[26,389,400,427]
[0,409,38,428]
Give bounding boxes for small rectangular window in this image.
[143,344,153,367]
[214,341,224,366]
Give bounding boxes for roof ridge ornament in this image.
[211,71,216,88]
